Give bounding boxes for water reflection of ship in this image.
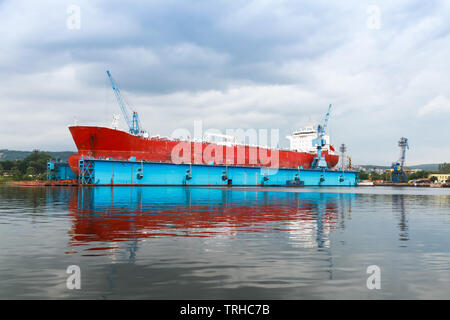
[67,187,355,256]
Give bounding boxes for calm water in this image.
[0,185,450,299]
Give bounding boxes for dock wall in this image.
[78,159,357,186]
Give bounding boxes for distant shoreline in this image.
[0,149,75,162]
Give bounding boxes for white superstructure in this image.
[286,125,334,154]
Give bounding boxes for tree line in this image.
[0,151,53,181]
[358,165,449,182]
[438,163,450,174]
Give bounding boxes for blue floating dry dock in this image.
[46,161,77,181]
[77,158,358,186]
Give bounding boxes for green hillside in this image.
[360,164,439,171]
[0,149,75,162]
[407,164,439,171]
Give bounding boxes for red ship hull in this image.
[68,126,339,175]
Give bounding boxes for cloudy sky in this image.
[0,0,449,165]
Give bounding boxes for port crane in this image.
[106,70,145,136]
[391,137,409,183]
[311,104,332,169]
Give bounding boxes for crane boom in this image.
[321,104,332,137]
[398,137,409,169]
[106,70,142,135]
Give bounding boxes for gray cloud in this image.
[0,0,449,165]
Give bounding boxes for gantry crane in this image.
[106,70,144,136]
[311,104,332,169]
[391,137,409,183]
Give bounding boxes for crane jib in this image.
[106,70,142,136]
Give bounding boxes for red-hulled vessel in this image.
[68,125,339,175]
[68,71,339,175]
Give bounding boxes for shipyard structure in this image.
[47,71,357,187]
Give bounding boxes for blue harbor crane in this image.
[106,70,144,136]
[391,137,409,183]
[311,104,332,169]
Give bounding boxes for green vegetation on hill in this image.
[408,170,434,180]
[0,151,58,181]
[358,162,450,182]
[0,149,74,162]
[360,164,439,171]
[438,163,450,174]
[408,164,440,171]
[358,169,434,182]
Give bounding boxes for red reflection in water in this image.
[67,188,339,246]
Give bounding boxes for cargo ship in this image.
[56,71,356,187]
[67,125,339,176]
[67,71,339,176]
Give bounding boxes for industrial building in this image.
[428,174,450,183]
